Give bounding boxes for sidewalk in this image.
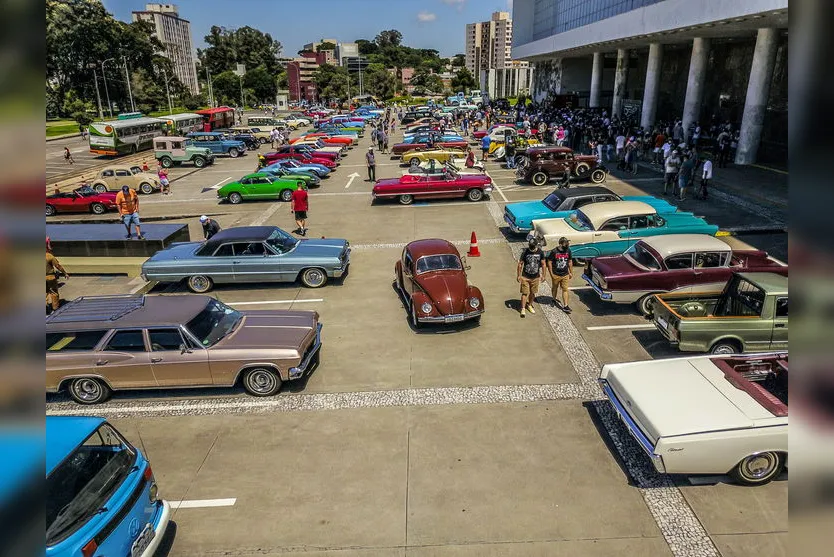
[46,132,81,142]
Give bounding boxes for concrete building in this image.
[287,52,325,102]
[465,11,532,100]
[336,42,359,66]
[302,39,358,66]
[511,0,788,165]
[132,3,200,94]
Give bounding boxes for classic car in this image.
[504,187,677,235]
[372,170,493,205]
[300,132,356,146]
[316,121,363,134]
[142,226,350,292]
[532,201,719,259]
[402,124,440,136]
[46,186,118,216]
[290,137,346,155]
[599,351,788,485]
[650,272,788,354]
[215,128,260,150]
[154,136,215,169]
[517,146,607,184]
[283,116,311,128]
[401,113,435,126]
[471,124,517,140]
[90,165,162,195]
[400,147,468,167]
[260,150,337,169]
[584,234,788,314]
[230,126,272,144]
[258,165,321,187]
[395,239,484,326]
[314,125,360,137]
[274,144,340,162]
[47,294,322,401]
[264,158,331,178]
[400,132,465,144]
[392,136,469,156]
[217,173,306,204]
[247,116,289,131]
[406,158,485,176]
[186,131,248,158]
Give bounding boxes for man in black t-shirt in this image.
[517,237,545,318]
[547,237,573,313]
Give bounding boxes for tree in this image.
[62,90,94,127]
[199,26,283,76]
[314,64,349,102]
[410,71,444,94]
[316,41,336,52]
[374,29,403,48]
[363,64,398,100]
[212,70,242,106]
[451,68,476,92]
[181,92,206,110]
[451,54,465,67]
[244,66,277,102]
[356,39,378,56]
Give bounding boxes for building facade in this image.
[465,11,532,99]
[287,52,325,102]
[511,0,788,165]
[132,3,200,94]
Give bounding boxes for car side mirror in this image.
[180,344,191,354]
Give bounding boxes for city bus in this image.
[164,112,204,135]
[195,106,236,131]
[88,112,166,156]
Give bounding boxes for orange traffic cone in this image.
[467,231,481,257]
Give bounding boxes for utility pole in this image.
[239,74,244,110]
[161,68,173,115]
[101,59,114,118]
[205,67,214,107]
[122,55,135,112]
[89,64,104,120]
[359,58,364,97]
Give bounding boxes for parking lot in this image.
[46,118,787,556]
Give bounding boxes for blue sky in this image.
[104,0,513,57]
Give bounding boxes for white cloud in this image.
[417,11,438,22]
[442,0,466,11]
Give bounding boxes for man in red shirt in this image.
[290,183,309,236]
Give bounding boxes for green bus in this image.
[163,112,204,136]
[88,112,166,156]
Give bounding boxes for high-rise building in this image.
[132,4,200,94]
[465,11,531,99]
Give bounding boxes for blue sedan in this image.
[266,159,331,178]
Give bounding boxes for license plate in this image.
[656,317,668,330]
[130,524,154,557]
[444,314,465,323]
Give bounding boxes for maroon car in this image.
[46,186,118,216]
[395,239,484,327]
[372,170,493,205]
[261,151,337,169]
[392,136,469,156]
[583,234,788,315]
[271,144,339,162]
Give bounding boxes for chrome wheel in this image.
[193,156,206,168]
[160,157,173,169]
[280,189,294,202]
[711,341,739,355]
[732,452,784,485]
[139,182,154,195]
[242,368,281,396]
[575,162,590,177]
[93,183,108,193]
[69,377,110,405]
[301,268,327,288]
[90,203,106,215]
[591,169,606,183]
[399,194,414,205]
[531,172,548,186]
[467,188,484,202]
[228,192,243,204]
[46,204,56,216]
[187,275,213,293]
[409,158,420,168]
[228,147,240,158]
[637,294,657,316]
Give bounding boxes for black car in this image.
[216,129,259,151]
[400,111,435,126]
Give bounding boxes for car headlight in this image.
[469,297,480,309]
[421,302,433,314]
[148,482,159,502]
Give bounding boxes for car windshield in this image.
[46,424,136,546]
[265,227,299,254]
[542,191,566,211]
[185,299,242,347]
[75,185,96,196]
[624,242,662,270]
[566,210,593,231]
[416,254,463,274]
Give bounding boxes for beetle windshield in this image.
[416,254,463,274]
[185,299,242,347]
[566,210,592,231]
[542,191,566,212]
[624,242,662,270]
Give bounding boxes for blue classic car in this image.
[47,416,170,557]
[266,159,331,178]
[187,131,248,158]
[503,186,678,234]
[401,132,465,143]
[142,226,351,292]
[532,201,720,260]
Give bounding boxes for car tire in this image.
[399,194,414,205]
[710,339,740,355]
[228,147,240,158]
[90,202,106,215]
[160,156,174,169]
[280,189,294,202]
[637,294,658,316]
[242,367,282,397]
[730,452,784,486]
[46,204,56,216]
[531,171,549,186]
[193,156,206,168]
[300,267,327,288]
[259,137,267,145]
[93,183,108,193]
[139,182,154,195]
[590,169,607,183]
[187,275,214,293]
[228,192,243,204]
[575,162,591,178]
[67,377,112,405]
[467,188,484,202]
[409,158,420,168]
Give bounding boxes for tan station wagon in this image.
[46,294,322,404]
[91,165,162,195]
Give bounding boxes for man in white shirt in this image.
[699,158,713,200]
[615,133,626,158]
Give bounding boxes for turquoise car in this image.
[532,200,719,260]
[503,186,677,234]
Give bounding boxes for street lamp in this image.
[101,58,115,118]
[87,63,104,120]
[122,55,136,112]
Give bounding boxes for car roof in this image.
[736,272,789,294]
[557,186,615,198]
[46,416,106,475]
[528,146,574,154]
[579,201,656,227]
[155,136,187,141]
[204,226,278,247]
[406,238,459,258]
[640,234,731,259]
[46,294,210,332]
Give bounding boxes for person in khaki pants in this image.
[547,237,573,314]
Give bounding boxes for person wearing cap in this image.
[200,215,221,240]
[517,236,546,318]
[115,185,144,239]
[547,237,573,314]
[366,146,376,182]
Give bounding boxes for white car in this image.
[599,352,788,485]
[284,116,310,128]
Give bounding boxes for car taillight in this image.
[143,465,153,482]
[81,539,98,557]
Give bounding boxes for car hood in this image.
[532,217,576,238]
[214,310,317,352]
[505,200,550,221]
[290,238,348,258]
[416,271,469,315]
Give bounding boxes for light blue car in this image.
[186,131,247,158]
[46,416,170,557]
[400,133,464,144]
[267,159,331,178]
[503,186,678,234]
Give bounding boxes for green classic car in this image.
[217,172,305,204]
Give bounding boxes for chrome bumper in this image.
[417,310,483,324]
[599,379,665,474]
[288,323,322,379]
[503,213,530,234]
[137,500,171,557]
[582,272,613,301]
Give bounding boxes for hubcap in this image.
[73,379,101,401]
[248,370,275,393]
[743,454,776,479]
[190,276,208,291]
[714,344,736,354]
[306,270,324,286]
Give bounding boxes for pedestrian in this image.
[547,237,573,313]
[716,129,731,168]
[481,133,491,160]
[290,182,309,236]
[270,128,279,149]
[383,131,389,154]
[615,131,626,164]
[377,128,385,152]
[366,146,376,182]
[678,154,696,200]
[517,236,545,318]
[115,185,144,240]
[46,237,68,314]
[142,160,150,172]
[64,147,74,165]
[663,150,681,196]
[673,120,683,142]
[699,157,713,200]
[200,215,221,239]
[158,167,170,195]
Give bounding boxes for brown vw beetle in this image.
[395,239,484,327]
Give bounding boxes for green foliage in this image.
[356,39,378,56]
[451,54,465,67]
[374,30,403,48]
[410,71,444,95]
[363,64,399,100]
[244,66,277,102]
[212,71,242,106]
[451,68,476,92]
[199,26,283,76]
[62,91,94,126]
[182,92,207,111]
[314,64,349,102]
[316,42,336,52]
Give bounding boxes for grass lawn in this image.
[46,120,80,137]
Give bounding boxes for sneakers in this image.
[526,305,536,315]
[125,234,132,239]
[563,305,573,314]
[137,234,146,240]
[300,228,307,236]
[520,307,526,318]
[292,228,301,235]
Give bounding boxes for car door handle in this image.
[233,260,241,264]
[95,360,108,366]
[594,233,602,236]
[151,357,163,362]
[774,324,786,328]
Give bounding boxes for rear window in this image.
[47,330,108,352]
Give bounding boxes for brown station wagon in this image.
[46,294,322,404]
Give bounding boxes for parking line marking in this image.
[230,299,323,306]
[585,324,655,331]
[491,181,509,203]
[170,498,237,509]
[208,177,232,190]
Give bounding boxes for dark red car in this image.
[272,144,339,162]
[261,151,337,169]
[583,234,789,315]
[391,136,469,156]
[46,186,118,216]
[372,170,493,205]
[395,238,484,327]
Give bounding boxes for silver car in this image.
[141,226,350,292]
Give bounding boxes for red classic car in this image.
[261,150,337,168]
[269,144,339,161]
[301,133,354,146]
[392,137,469,156]
[372,170,493,205]
[583,234,788,314]
[395,239,484,327]
[46,186,118,216]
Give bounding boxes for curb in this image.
[46,132,82,142]
[50,213,229,225]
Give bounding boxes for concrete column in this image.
[735,28,779,165]
[589,52,603,108]
[640,43,663,131]
[611,49,629,117]
[682,37,710,143]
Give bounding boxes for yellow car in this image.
[488,137,541,155]
[90,165,162,194]
[401,147,467,167]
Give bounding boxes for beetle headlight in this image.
[421,302,433,314]
[469,297,480,309]
[148,482,158,502]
